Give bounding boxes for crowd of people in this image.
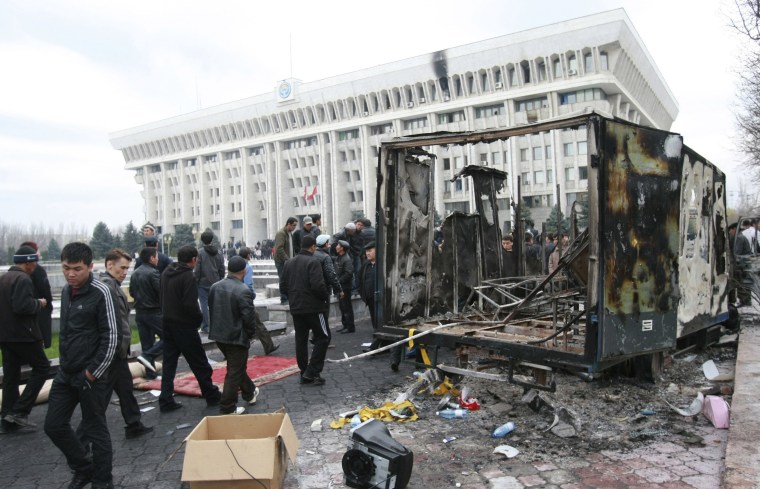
[500,229,571,278]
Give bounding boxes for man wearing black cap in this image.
[20,241,53,348]
[279,235,330,385]
[359,242,381,351]
[134,222,172,273]
[0,246,50,432]
[333,239,355,333]
[208,256,260,414]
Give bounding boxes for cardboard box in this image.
[181,412,300,489]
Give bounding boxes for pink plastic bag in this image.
[702,395,730,429]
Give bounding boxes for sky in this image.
[0,0,750,232]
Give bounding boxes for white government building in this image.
[109,8,677,244]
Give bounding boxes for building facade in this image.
[109,9,677,243]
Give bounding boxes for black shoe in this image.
[125,423,154,439]
[391,363,399,372]
[265,344,280,355]
[3,414,36,428]
[206,395,221,407]
[91,482,115,489]
[67,470,93,489]
[302,375,325,386]
[335,327,348,333]
[340,329,355,334]
[159,402,183,413]
[0,421,21,434]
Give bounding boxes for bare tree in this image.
[731,1,760,181]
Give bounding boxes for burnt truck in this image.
[373,112,730,389]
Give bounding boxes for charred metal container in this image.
[374,113,730,378]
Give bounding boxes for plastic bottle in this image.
[350,414,362,428]
[436,409,468,419]
[491,421,515,438]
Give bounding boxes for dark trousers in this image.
[254,312,275,354]
[293,312,331,379]
[0,341,50,417]
[159,322,219,407]
[275,262,288,302]
[198,286,211,332]
[365,298,382,350]
[111,357,141,427]
[352,255,361,292]
[338,290,355,331]
[44,370,114,484]
[217,343,255,413]
[135,310,163,362]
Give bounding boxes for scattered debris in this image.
[443,436,457,444]
[493,445,520,458]
[310,419,323,432]
[665,392,704,416]
[702,359,735,381]
[175,423,192,430]
[702,395,731,428]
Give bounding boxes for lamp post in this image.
[164,235,173,258]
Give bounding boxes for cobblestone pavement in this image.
[0,313,737,489]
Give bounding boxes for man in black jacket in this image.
[279,235,330,385]
[44,242,121,489]
[209,256,260,415]
[98,249,152,439]
[159,246,221,412]
[195,230,225,334]
[0,245,49,432]
[333,240,355,333]
[20,241,53,348]
[129,247,163,377]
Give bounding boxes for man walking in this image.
[129,247,163,378]
[279,236,330,385]
[274,217,298,304]
[20,241,54,348]
[209,256,260,415]
[159,246,221,412]
[0,245,50,433]
[195,230,225,334]
[44,243,121,489]
[333,240,355,334]
[238,247,278,355]
[98,249,153,439]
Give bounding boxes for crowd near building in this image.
[109,9,677,241]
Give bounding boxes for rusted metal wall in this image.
[598,120,683,359]
[677,148,730,336]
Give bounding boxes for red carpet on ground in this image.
[135,355,300,397]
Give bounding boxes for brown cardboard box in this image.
[181,412,300,489]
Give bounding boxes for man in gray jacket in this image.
[194,230,225,333]
[98,249,152,439]
[208,256,260,414]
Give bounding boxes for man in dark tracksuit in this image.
[130,247,163,377]
[333,240,355,333]
[279,235,330,385]
[97,249,152,439]
[209,256,259,414]
[194,230,225,333]
[44,243,121,489]
[0,245,50,432]
[159,246,221,412]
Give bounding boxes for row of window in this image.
[521,166,588,185]
[519,141,587,161]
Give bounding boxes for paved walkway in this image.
[0,308,758,488]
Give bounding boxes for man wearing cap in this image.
[134,223,172,273]
[237,247,278,355]
[274,217,298,304]
[359,242,380,350]
[293,216,315,251]
[333,239,355,333]
[195,230,225,334]
[208,256,261,415]
[279,235,330,385]
[331,222,362,293]
[315,234,342,301]
[0,246,50,432]
[20,241,53,348]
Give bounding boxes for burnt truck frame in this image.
[373,113,730,386]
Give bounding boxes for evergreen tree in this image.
[113,234,124,250]
[545,206,570,235]
[517,203,533,230]
[46,238,61,261]
[122,221,143,255]
[173,224,196,249]
[89,222,114,259]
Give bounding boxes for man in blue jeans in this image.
[194,230,224,334]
